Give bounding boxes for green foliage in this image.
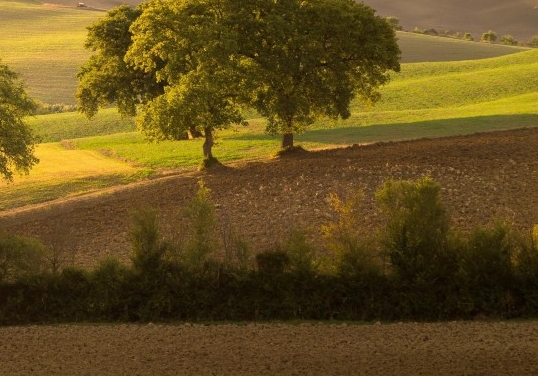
[463,33,474,41]
[459,222,517,315]
[6,179,538,323]
[375,177,458,286]
[129,207,169,274]
[78,0,400,156]
[501,35,518,46]
[321,191,381,277]
[460,222,515,289]
[89,257,133,320]
[0,59,38,181]
[528,36,538,48]
[232,0,401,148]
[183,180,217,269]
[256,250,290,275]
[0,230,48,283]
[281,230,318,275]
[385,16,402,31]
[77,5,151,119]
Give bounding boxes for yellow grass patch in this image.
[1,143,145,210]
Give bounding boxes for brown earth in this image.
[1,127,538,269]
[1,321,538,375]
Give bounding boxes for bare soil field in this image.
[2,321,538,375]
[2,128,538,268]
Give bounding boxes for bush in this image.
[463,33,474,41]
[130,207,169,274]
[481,30,497,43]
[182,179,218,269]
[385,16,402,31]
[321,191,381,278]
[459,221,517,316]
[89,257,133,320]
[282,229,318,275]
[375,177,457,286]
[528,36,538,48]
[500,35,517,46]
[0,230,49,283]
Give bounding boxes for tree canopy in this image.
[0,60,38,182]
[229,0,401,148]
[77,0,400,159]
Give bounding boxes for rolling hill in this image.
[43,0,538,41]
[369,0,538,42]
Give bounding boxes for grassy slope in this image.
[0,0,104,104]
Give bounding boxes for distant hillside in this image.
[367,0,538,42]
[44,0,538,42]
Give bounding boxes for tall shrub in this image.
[375,177,457,286]
[130,207,168,274]
[0,230,48,283]
[183,179,217,269]
[321,191,381,277]
[460,221,516,315]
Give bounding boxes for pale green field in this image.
[1,143,152,210]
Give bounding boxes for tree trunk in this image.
[189,125,203,139]
[281,120,294,149]
[281,132,294,149]
[203,127,214,160]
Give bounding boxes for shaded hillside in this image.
[44,0,538,42]
[368,0,538,42]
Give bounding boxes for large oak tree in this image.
[0,60,38,181]
[77,0,400,159]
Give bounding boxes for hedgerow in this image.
[1,177,538,325]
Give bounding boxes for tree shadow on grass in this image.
[227,114,538,146]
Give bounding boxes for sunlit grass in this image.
[0,143,152,210]
[0,0,105,104]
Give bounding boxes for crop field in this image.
[0,0,104,104]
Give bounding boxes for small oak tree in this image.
[0,60,38,181]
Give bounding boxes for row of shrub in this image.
[1,177,538,325]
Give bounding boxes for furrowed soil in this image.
[1,321,538,375]
[1,128,538,374]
